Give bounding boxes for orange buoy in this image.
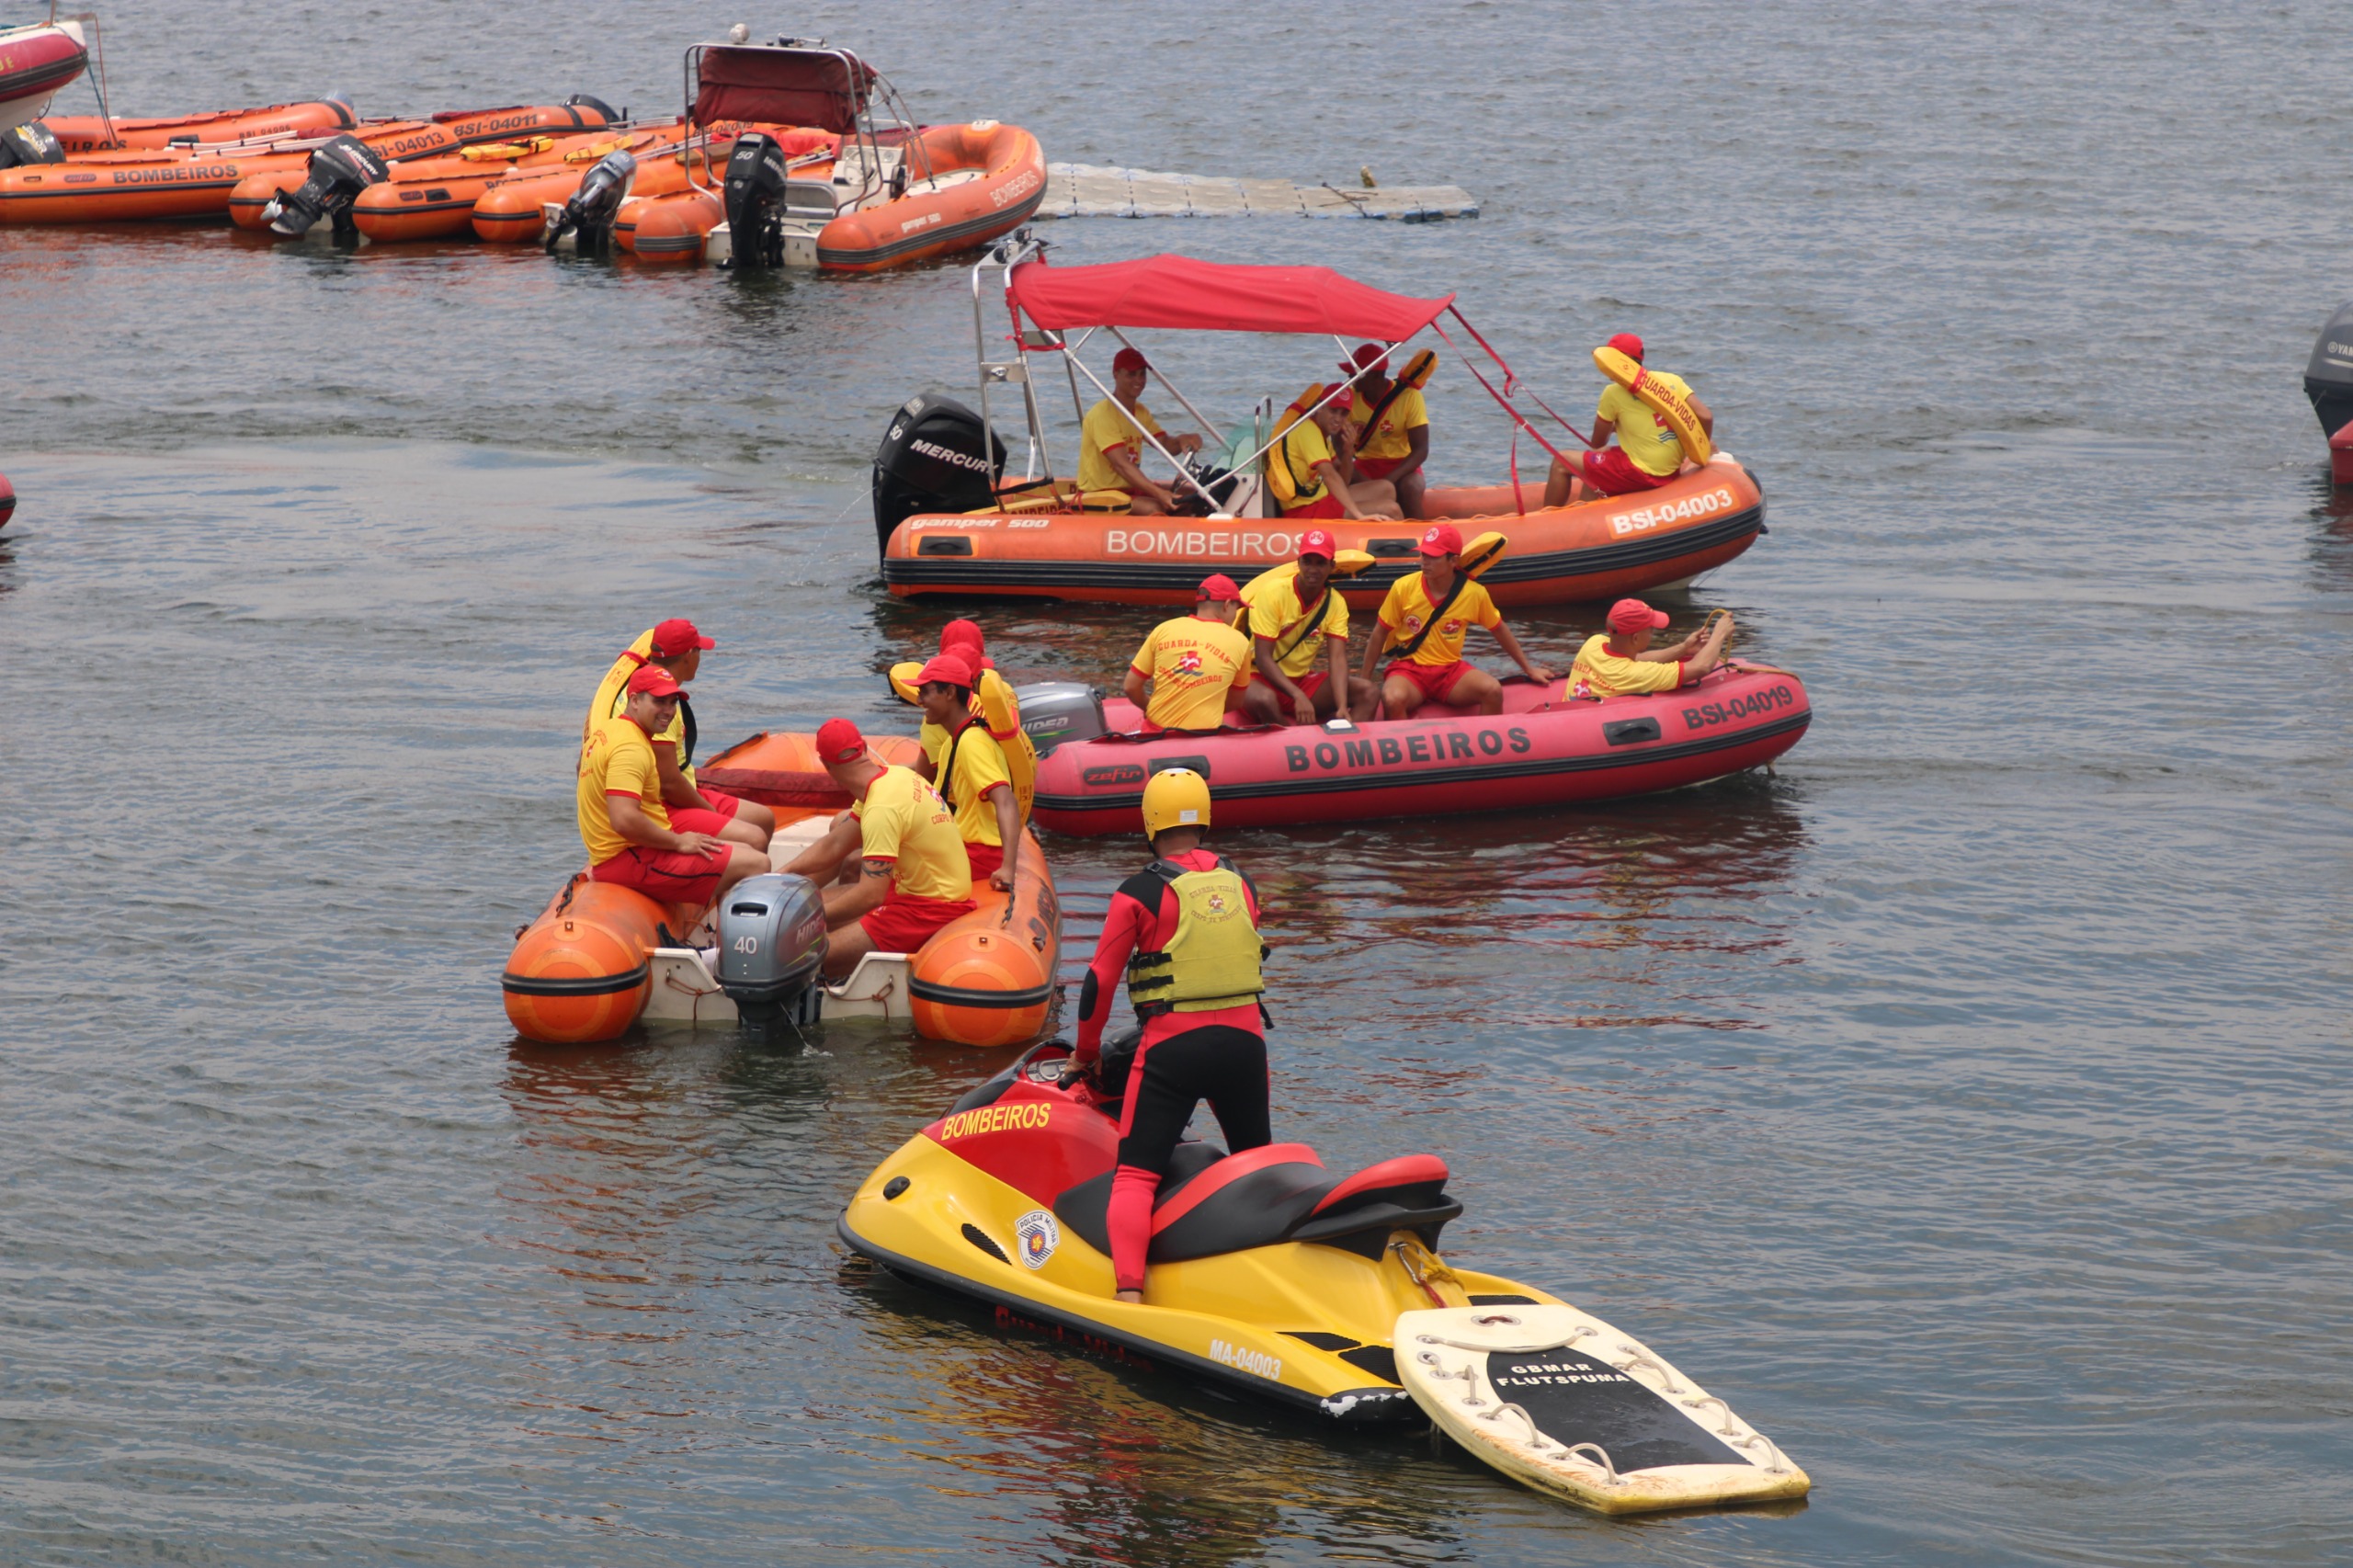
[909,829,1059,1048]
[502,875,665,1044]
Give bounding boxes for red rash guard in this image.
[1074,847,1263,1062]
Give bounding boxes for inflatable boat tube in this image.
[814,119,1044,273]
[468,121,693,242]
[881,455,1765,608]
[350,130,626,241]
[1030,661,1808,835]
[42,97,356,154]
[0,22,87,134]
[1593,346,1712,465]
[615,187,722,260]
[503,875,665,1043]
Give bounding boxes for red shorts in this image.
[1282,494,1346,519]
[695,790,740,822]
[859,891,976,953]
[667,806,731,837]
[1384,658,1476,704]
[590,843,729,905]
[1572,446,1676,497]
[1247,668,1327,702]
[1353,456,1403,480]
[965,841,1005,881]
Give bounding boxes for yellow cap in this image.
[1141,767,1211,837]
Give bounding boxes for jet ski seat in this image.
[1054,1145,1461,1264]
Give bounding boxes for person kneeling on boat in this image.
[1341,343,1432,519]
[1079,347,1203,516]
[1239,528,1379,726]
[909,653,1019,894]
[1123,574,1256,733]
[1071,768,1271,1305]
[579,665,771,907]
[1363,523,1554,718]
[585,617,775,853]
[780,718,977,976]
[1543,333,1712,506]
[1277,383,1401,521]
[1569,598,1735,700]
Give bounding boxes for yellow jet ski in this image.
[837,1042,1810,1514]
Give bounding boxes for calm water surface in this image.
[4,3,2350,1564]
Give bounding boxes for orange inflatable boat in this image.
[41,97,358,154]
[348,130,631,242]
[504,729,1060,1049]
[466,119,710,242]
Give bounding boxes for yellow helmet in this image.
[1141,767,1211,837]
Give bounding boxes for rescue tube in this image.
[502,875,664,1043]
[1032,661,1809,834]
[812,120,1044,272]
[881,457,1765,608]
[1593,346,1712,465]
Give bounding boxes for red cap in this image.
[650,618,715,656]
[1325,386,1356,412]
[1343,342,1391,374]
[1111,347,1149,374]
[626,665,687,699]
[1297,527,1336,560]
[1197,573,1242,602]
[915,653,973,688]
[1417,522,1461,557]
[814,717,867,765]
[939,618,994,670]
[1608,332,1643,363]
[1608,597,1670,633]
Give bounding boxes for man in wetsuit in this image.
[1072,768,1270,1305]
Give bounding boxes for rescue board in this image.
[1593,347,1712,466]
[1395,1303,1807,1516]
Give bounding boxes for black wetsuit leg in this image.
[1116,1024,1269,1173]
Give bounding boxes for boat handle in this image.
[1681,1394,1741,1436]
[1733,1432,1794,1475]
[1611,1346,1683,1393]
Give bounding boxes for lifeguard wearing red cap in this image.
[1111,347,1150,374]
[915,652,974,689]
[1297,528,1336,560]
[1417,522,1462,557]
[626,665,688,699]
[1607,597,1670,633]
[650,618,716,657]
[939,619,993,670]
[1343,342,1392,374]
[1197,573,1242,602]
[816,717,868,766]
[1608,332,1643,363]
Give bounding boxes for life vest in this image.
[1124,857,1267,1017]
[1263,397,1328,509]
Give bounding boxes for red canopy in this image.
[689,45,874,134]
[1010,255,1454,340]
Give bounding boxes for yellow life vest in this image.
[1125,858,1267,1016]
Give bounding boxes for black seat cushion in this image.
[1052,1139,1227,1257]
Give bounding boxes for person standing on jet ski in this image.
[1072,768,1271,1305]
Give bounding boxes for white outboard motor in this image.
[544,148,636,254]
[266,133,391,238]
[715,873,829,1026]
[722,131,792,267]
[1015,682,1109,756]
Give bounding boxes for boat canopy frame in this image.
[680,37,935,207]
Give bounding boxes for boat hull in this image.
[814,119,1044,272]
[0,22,87,134]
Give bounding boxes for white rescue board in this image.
[1395,1304,1809,1515]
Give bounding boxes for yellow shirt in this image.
[1243,566,1350,679]
[1345,385,1428,460]
[1078,397,1165,493]
[1130,614,1254,731]
[1598,371,1692,478]
[586,630,699,789]
[1568,632,1687,700]
[921,718,1013,847]
[1277,417,1334,509]
[1376,572,1500,667]
[853,765,972,903]
[576,716,669,866]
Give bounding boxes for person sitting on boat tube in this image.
[909,652,1019,894]
[578,665,772,908]
[1340,343,1432,518]
[1275,384,1402,521]
[1542,333,1713,506]
[1078,347,1202,516]
[1361,522,1555,718]
[1070,767,1271,1305]
[1239,528,1380,726]
[1123,574,1256,733]
[779,719,976,976]
[585,618,775,854]
[1568,598,1735,700]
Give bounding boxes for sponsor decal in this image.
[1083,763,1148,787]
[1491,1354,1634,1389]
[111,165,238,186]
[1611,485,1737,538]
[1015,1209,1060,1269]
[991,166,1041,209]
[1281,724,1530,775]
[1175,650,1204,676]
[994,1304,1154,1368]
[910,437,994,473]
[1108,529,1294,558]
[937,1100,1051,1141]
[1210,1338,1282,1381]
[910,517,995,529]
[899,210,941,234]
[1682,684,1797,729]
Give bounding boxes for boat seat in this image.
[1054,1143,1458,1263]
[1054,1141,1302,1261]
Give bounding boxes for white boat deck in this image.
[1037,163,1478,222]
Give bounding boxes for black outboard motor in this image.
[2306,302,2353,438]
[870,393,1008,553]
[0,121,65,170]
[722,131,792,267]
[544,149,636,254]
[714,874,829,1028]
[565,92,620,125]
[266,133,392,238]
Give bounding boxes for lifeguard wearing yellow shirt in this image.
[1238,528,1381,726]
[1359,522,1556,718]
[1123,574,1256,733]
[585,617,775,852]
[1077,347,1201,515]
[911,651,1020,892]
[779,718,977,977]
[579,665,771,908]
[1340,342,1432,517]
[1568,598,1734,700]
[1544,332,1714,506]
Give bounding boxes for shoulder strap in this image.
[1269,585,1333,665]
[1383,572,1469,663]
[1356,377,1409,436]
[676,693,698,768]
[937,719,973,810]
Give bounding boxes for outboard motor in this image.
[564,92,620,125]
[722,131,793,267]
[0,121,65,170]
[265,133,391,238]
[1014,682,1109,756]
[2306,301,2353,438]
[870,392,1007,552]
[714,873,829,1027]
[544,148,636,254]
